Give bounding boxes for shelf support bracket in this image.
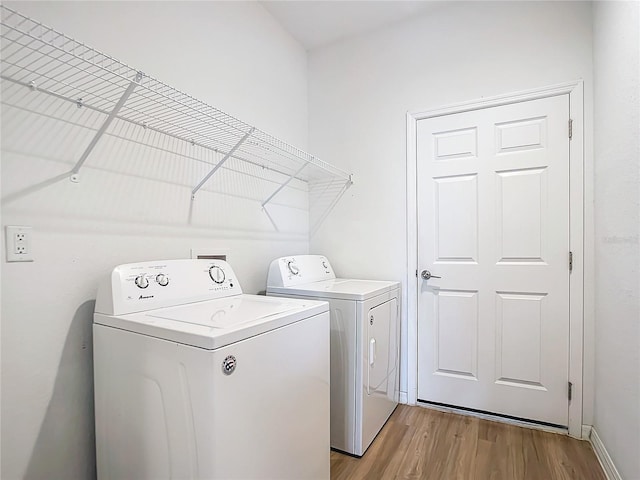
[70,71,143,182]
[191,127,255,198]
[261,161,310,207]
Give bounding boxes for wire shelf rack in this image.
[0,5,353,206]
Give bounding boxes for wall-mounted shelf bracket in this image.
[191,127,255,199]
[261,161,310,207]
[69,71,143,182]
[262,168,353,208]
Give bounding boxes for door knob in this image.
[421,270,441,280]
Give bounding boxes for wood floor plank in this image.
[330,405,606,480]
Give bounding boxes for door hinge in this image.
[568,381,573,401]
[569,251,573,273]
[415,269,418,278]
[569,118,573,140]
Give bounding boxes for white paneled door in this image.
[416,95,570,427]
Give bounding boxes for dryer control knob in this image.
[156,274,169,286]
[287,261,300,276]
[209,265,226,284]
[134,274,149,289]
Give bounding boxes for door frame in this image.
[406,81,586,438]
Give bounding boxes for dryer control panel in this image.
[95,259,243,315]
[267,255,335,287]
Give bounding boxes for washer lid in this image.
[94,294,328,349]
[267,278,400,301]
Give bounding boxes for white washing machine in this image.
[93,259,330,480]
[266,255,400,457]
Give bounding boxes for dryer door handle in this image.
[369,338,376,366]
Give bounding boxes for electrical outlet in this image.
[6,226,34,262]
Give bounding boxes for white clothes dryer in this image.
[93,259,330,480]
[267,255,400,457]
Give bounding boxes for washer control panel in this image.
[266,255,335,288]
[95,259,242,315]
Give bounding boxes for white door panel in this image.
[417,95,570,426]
[433,289,478,379]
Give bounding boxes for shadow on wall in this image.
[24,300,97,480]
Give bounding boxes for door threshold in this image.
[417,399,568,435]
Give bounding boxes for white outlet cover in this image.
[6,225,34,262]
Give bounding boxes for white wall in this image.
[1,2,308,479]
[6,1,636,478]
[592,1,640,478]
[308,1,594,407]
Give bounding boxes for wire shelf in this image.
[0,5,353,205]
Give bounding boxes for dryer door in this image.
[367,297,398,396]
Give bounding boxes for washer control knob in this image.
[134,274,149,289]
[209,265,226,284]
[287,261,300,276]
[322,261,328,269]
[156,274,169,286]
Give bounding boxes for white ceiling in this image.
[261,1,440,50]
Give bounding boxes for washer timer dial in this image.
[209,265,226,284]
[287,261,300,276]
[156,274,169,287]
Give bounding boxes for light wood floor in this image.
[330,405,605,480]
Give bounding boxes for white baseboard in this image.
[582,424,592,440]
[590,427,622,480]
[399,391,408,404]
